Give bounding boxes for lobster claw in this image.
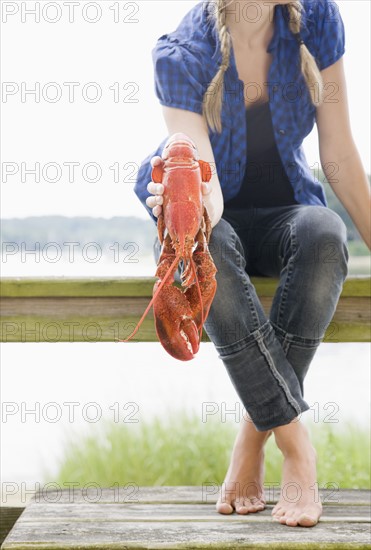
[153,282,200,361]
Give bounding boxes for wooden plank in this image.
[0,297,370,343]
[1,276,370,298]
[0,312,155,343]
[24,487,371,506]
[0,277,157,299]
[0,310,369,342]
[1,297,369,325]
[0,297,155,317]
[12,503,371,521]
[3,519,371,549]
[0,508,24,547]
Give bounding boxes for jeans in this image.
[153,205,349,431]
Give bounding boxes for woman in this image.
[134,0,371,527]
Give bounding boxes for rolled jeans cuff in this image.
[217,321,310,431]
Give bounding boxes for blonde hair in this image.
[202,0,323,133]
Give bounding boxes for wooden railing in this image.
[1,276,370,343]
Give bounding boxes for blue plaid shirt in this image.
[134,0,345,223]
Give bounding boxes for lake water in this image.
[1,253,370,277]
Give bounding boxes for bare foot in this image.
[272,420,322,527]
[216,418,271,515]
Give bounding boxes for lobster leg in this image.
[184,226,217,333]
[203,206,212,244]
[153,233,200,361]
[157,213,166,245]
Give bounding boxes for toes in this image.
[234,498,250,514]
[278,512,318,527]
[298,513,319,527]
[247,497,265,512]
[272,507,295,525]
[216,501,234,515]
[276,510,295,526]
[235,497,265,514]
[272,501,283,515]
[283,515,298,527]
[272,506,285,518]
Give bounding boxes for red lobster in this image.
[123,132,217,361]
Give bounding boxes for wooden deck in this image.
[1,276,370,548]
[1,487,370,549]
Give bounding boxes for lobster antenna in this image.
[119,254,180,343]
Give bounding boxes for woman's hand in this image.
[146,155,213,219]
[146,156,164,218]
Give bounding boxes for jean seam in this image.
[216,320,272,356]
[276,220,296,327]
[271,320,322,347]
[281,338,290,356]
[255,326,302,417]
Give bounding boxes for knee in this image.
[305,206,347,242]
[294,207,348,274]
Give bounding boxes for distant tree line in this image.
[1,215,157,256]
[1,172,369,256]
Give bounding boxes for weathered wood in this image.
[24,486,371,506]
[1,277,370,342]
[3,521,371,549]
[0,277,158,299]
[10,503,371,521]
[2,488,370,550]
[0,508,24,547]
[1,276,370,298]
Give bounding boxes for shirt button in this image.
[278,129,286,135]
[273,85,279,92]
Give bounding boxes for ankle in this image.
[281,443,317,462]
[273,421,316,460]
[237,422,272,445]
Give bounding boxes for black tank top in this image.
[224,101,299,209]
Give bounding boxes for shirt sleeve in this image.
[152,37,206,114]
[314,0,345,71]
[134,38,207,223]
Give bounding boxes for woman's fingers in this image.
[146,194,163,208]
[146,159,164,218]
[150,155,163,167]
[201,181,212,196]
[147,156,209,219]
[146,191,163,218]
[152,205,162,217]
[147,181,164,196]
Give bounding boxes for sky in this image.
[1,0,370,219]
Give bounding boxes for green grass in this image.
[48,412,370,489]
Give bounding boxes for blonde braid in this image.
[202,1,324,134]
[202,0,232,134]
[286,1,323,105]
